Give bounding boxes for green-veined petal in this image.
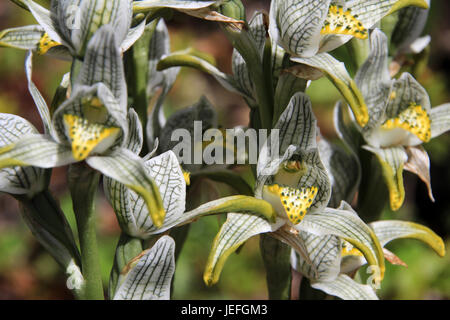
[312,274,378,300]
[292,53,369,127]
[369,220,445,257]
[204,213,284,286]
[363,146,408,211]
[113,235,175,300]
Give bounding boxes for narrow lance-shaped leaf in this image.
[204,213,284,286]
[114,236,175,300]
[156,50,243,98]
[87,148,166,228]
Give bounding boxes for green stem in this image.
[222,26,274,130]
[69,164,104,300]
[356,149,389,222]
[260,234,291,300]
[109,233,143,299]
[347,37,370,70]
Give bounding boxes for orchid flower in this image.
[0,26,167,227]
[343,29,450,211]
[291,139,445,300]
[0,0,146,58]
[269,0,429,58]
[203,92,385,291]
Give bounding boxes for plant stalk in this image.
[69,164,104,300]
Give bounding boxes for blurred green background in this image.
[0,0,449,300]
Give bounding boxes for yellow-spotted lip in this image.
[321,5,368,40]
[264,184,318,225]
[63,114,120,161]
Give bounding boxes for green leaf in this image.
[369,220,445,257]
[0,25,44,50]
[114,235,175,300]
[109,234,143,299]
[157,49,242,97]
[269,0,331,57]
[147,19,181,147]
[232,11,267,101]
[204,213,284,286]
[0,134,74,170]
[430,103,450,139]
[133,0,217,12]
[75,25,127,109]
[87,148,166,228]
[16,190,82,275]
[312,274,378,300]
[297,203,385,282]
[292,53,369,128]
[363,146,408,211]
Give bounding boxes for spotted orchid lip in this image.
[37,33,61,55]
[264,184,318,225]
[321,5,368,39]
[381,103,431,143]
[63,114,120,161]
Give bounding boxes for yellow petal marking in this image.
[183,170,191,186]
[341,241,364,257]
[381,103,431,143]
[321,5,368,39]
[266,184,318,225]
[37,33,60,55]
[63,114,120,161]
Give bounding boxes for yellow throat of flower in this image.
[37,33,61,55]
[63,114,120,161]
[266,184,318,225]
[381,103,431,143]
[321,5,368,39]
